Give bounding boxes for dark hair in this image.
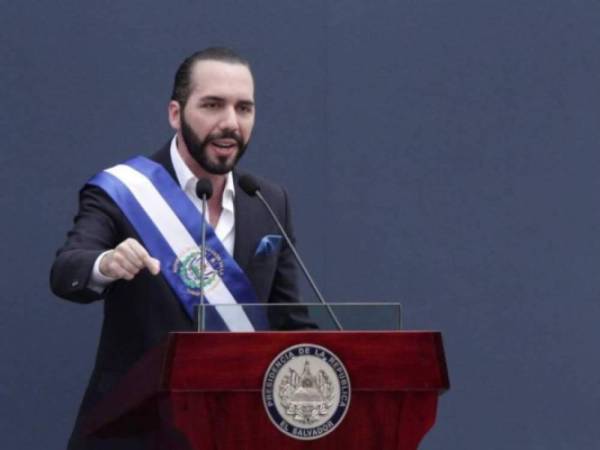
[171,47,252,107]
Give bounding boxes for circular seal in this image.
[262,343,351,440]
[172,247,224,295]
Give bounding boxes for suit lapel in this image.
[150,142,176,180]
[233,171,261,273]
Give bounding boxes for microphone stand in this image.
[254,190,343,331]
[198,193,208,332]
[195,178,213,332]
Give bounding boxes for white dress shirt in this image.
[169,136,236,255]
[88,136,236,290]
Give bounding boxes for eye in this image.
[238,104,254,114]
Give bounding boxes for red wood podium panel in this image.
[84,331,449,450]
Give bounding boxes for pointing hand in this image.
[99,238,160,280]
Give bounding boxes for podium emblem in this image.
[262,343,351,440]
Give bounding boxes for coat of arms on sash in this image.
[172,247,225,295]
[262,344,351,440]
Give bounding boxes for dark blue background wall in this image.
[2,1,599,448]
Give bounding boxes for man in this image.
[50,47,311,449]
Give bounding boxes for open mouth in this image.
[210,139,238,155]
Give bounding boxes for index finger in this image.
[129,240,161,275]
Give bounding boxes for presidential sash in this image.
[88,156,268,331]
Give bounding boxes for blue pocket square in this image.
[255,234,282,257]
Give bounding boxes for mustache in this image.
[206,130,244,147]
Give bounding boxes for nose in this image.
[218,105,239,132]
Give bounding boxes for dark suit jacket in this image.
[50,143,311,449]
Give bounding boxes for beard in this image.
[180,113,248,175]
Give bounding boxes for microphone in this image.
[195,178,213,200]
[195,178,213,331]
[237,175,260,196]
[238,174,343,330]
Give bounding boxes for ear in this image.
[168,100,182,130]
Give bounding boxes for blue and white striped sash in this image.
[88,156,267,331]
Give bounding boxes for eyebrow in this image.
[199,96,255,107]
[199,96,224,102]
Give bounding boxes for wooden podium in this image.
[84,331,449,449]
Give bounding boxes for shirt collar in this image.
[169,135,235,211]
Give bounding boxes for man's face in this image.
[173,60,255,175]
